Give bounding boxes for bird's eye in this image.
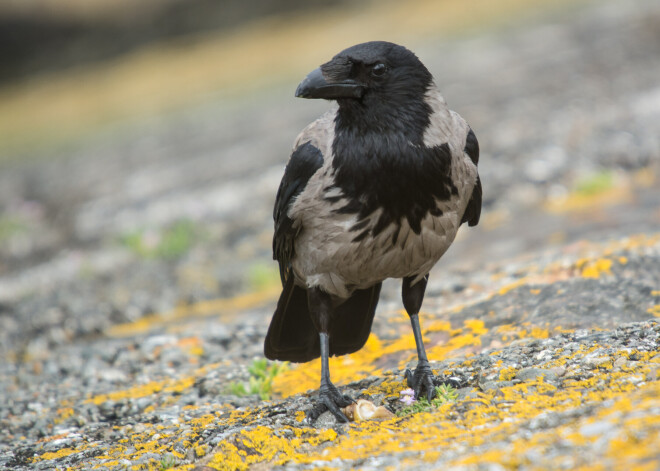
[371,63,387,77]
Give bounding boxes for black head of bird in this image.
[296,41,432,101]
[295,41,435,135]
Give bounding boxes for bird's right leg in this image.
[402,275,436,402]
[307,287,353,423]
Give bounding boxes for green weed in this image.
[227,358,288,401]
[0,216,27,242]
[397,384,459,417]
[574,170,614,196]
[121,220,196,260]
[159,454,177,470]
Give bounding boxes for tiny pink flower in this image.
[400,394,415,406]
[399,388,416,405]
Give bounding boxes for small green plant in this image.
[397,384,459,417]
[121,220,196,260]
[228,358,288,401]
[0,216,26,242]
[574,170,614,196]
[159,454,177,470]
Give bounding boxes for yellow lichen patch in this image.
[37,447,77,461]
[493,323,553,345]
[206,425,338,471]
[194,444,209,458]
[271,316,572,400]
[647,305,660,317]
[85,381,165,405]
[486,233,659,298]
[426,320,487,361]
[272,334,388,398]
[267,349,658,470]
[499,366,517,381]
[463,319,488,336]
[529,326,550,339]
[580,258,613,279]
[497,278,530,296]
[272,320,488,398]
[544,175,632,213]
[106,287,280,338]
[54,406,75,425]
[41,403,223,468]
[26,342,660,470]
[177,336,205,357]
[84,361,225,407]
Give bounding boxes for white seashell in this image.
[342,399,394,421]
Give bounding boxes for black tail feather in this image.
[264,279,382,363]
[329,282,381,357]
[264,276,318,362]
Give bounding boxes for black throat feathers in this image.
[328,97,458,240]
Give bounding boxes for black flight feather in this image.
[461,129,482,226]
[272,141,324,283]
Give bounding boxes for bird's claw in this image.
[405,360,436,402]
[308,382,353,423]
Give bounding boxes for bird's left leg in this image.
[402,274,436,401]
[307,287,353,423]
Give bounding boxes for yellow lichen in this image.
[106,287,280,338]
[272,319,491,398]
[206,425,338,470]
[28,346,660,470]
[544,179,632,213]
[581,258,613,279]
[499,366,517,381]
[498,278,529,296]
[194,444,208,458]
[38,447,76,461]
[27,232,660,470]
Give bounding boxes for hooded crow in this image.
[265,41,481,422]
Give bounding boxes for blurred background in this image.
[0,0,658,356]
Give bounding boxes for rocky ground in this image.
[1,0,659,469]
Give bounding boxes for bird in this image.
[264,41,481,422]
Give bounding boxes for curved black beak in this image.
[295,67,365,100]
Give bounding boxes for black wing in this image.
[461,128,482,227]
[273,141,324,283]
